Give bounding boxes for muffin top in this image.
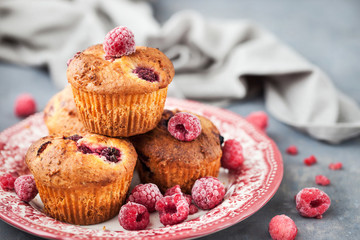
[67,45,175,95]
[130,110,223,166]
[26,133,137,188]
[43,85,87,135]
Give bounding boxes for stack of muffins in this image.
[25,26,222,225]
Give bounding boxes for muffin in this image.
[43,85,87,135]
[67,44,174,137]
[130,110,222,193]
[25,133,137,225]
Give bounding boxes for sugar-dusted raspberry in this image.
[296,188,331,219]
[14,175,38,202]
[128,183,163,213]
[315,175,330,186]
[246,111,268,131]
[165,185,183,197]
[133,67,159,82]
[304,155,317,166]
[14,93,36,118]
[192,177,225,210]
[268,214,297,240]
[167,112,202,141]
[221,139,244,170]
[189,203,199,215]
[103,26,135,58]
[0,173,17,191]
[329,162,342,170]
[118,202,149,230]
[155,193,189,226]
[286,145,298,155]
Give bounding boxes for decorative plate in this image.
[0,98,283,240]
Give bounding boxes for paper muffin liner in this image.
[35,172,133,225]
[71,86,168,137]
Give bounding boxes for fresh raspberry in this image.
[191,177,225,210]
[103,26,135,58]
[296,188,331,219]
[167,112,202,141]
[0,173,17,191]
[221,139,244,170]
[246,111,268,131]
[165,185,183,197]
[133,67,159,82]
[268,214,297,240]
[14,175,38,202]
[118,202,149,230]
[286,145,298,155]
[14,93,36,118]
[155,193,189,226]
[315,175,330,186]
[128,183,163,213]
[304,155,317,166]
[189,203,199,215]
[329,162,342,170]
[164,185,198,213]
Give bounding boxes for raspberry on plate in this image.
[14,93,36,118]
[221,139,244,170]
[165,185,198,214]
[127,183,163,213]
[315,175,330,186]
[295,187,331,219]
[103,26,135,58]
[167,112,202,141]
[286,145,298,155]
[191,177,225,210]
[246,111,268,131]
[304,155,317,166]
[118,202,149,230]
[14,175,38,202]
[155,193,189,226]
[268,214,297,240]
[0,173,17,191]
[165,185,183,197]
[329,162,342,170]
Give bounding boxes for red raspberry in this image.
[167,112,202,141]
[329,162,342,170]
[165,185,183,197]
[286,145,298,155]
[246,111,268,131]
[164,185,198,214]
[127,183,163,213]
[14,94,36,118]
[0,173,17,191]
[315,175,330,186]
[14,175,38,202]
[221,139,244,170]
[155,193,189,226]
[191,177,225,210]
[189,203,199,215]
[103,26,135,58]
[296,187,331,219]
[268,214,297,240]
[304,155,317,166]
[118,202,149,230]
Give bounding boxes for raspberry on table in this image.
[14,93,36,118]
[155,193,189,226]
[268,214,297,240]
[128,183,163,213]
[118,202,149,230]
[221,139,244,170]
[304,155,317,166]
[14,175,38,202]
[286,145,298,155]
[103,26,135,58]
[295,187,331,219]
[0,173,17,191]
[246,111,268,131]
[167,112,202,141]
[329,162,342,170]
[191,177,225,210]
[315,175,330,186]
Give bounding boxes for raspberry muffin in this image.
[130,110,222,193]
[67,27,174,137]
[43,85,87,135]
[25,133,137,225]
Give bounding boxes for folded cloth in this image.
[0,1,359,143]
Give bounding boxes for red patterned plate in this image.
[0,98,283,240]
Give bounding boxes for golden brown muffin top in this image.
[26,133,137,188]
[67,45,174,95]
[130,110,222,166]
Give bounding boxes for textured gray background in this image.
[1,0,360,239]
